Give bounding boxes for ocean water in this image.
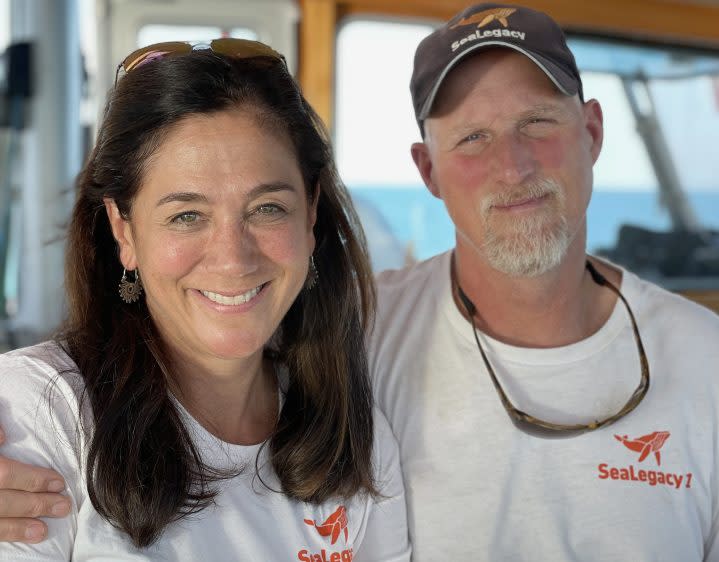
[349,186,719,268]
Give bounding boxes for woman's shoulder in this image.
[0,342,87,560]
[0,340,85,408]
[1,340,76,365]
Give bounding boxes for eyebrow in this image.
[246,182,299,200]
[155,192,209,207]
[448,104,566,135]
[155,183,299,208]
[519,105,566,119]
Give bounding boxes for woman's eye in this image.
[255,203,285,215]
[171,211,200,225]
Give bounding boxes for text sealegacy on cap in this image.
[410,3,583,132]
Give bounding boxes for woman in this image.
[0,39,409,560]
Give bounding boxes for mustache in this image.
[481,178,562,215]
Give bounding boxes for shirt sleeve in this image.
[0,345,86,561]
[354,407,411,562]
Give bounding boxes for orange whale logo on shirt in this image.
[614,431,671,465]
[304,506,348,545]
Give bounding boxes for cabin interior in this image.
[1,0,718,350]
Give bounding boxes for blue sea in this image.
[349,187,719,270]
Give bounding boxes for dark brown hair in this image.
[59,51,376,547]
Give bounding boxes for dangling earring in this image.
[305,255,319,290]
[119,268,143,303]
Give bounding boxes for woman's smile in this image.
[191,282,270,313]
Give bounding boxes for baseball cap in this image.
[410,3,583,132]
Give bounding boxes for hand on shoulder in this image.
[0,427,70,543]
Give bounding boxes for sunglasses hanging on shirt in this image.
[454,258,650,439]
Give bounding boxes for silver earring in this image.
[305,255,318,290]
[119,268,143,303]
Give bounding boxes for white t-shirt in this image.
[0,342,410,561]
[369,250,719,561]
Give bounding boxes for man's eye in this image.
[521,118,558,136]
[462,132,483,144]
[525,118,555,127]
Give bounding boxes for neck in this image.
[168,350,278,445]
[452,240,621,348]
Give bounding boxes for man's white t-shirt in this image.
[369,250,719,561]
[0,342,410,561]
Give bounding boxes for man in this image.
[1,3,719,559]
[366,3,719,560]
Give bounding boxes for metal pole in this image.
[621,74,701,232]
[8,0,82,346]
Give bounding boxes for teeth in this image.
[201,285,262,306]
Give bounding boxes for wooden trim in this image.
[337,0,719,47]
[298,0,337,127]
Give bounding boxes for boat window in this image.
[569,37,719,288]
[335,20,719,289]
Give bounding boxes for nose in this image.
[205,218,259,276]
[491,131,537,185]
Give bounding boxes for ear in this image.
[305,183,320,254]
[411,142,441,199]
[104,198,138,271]
[308,182,320,230]
[582,99,604,164]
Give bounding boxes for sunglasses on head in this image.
[115,38,286,84]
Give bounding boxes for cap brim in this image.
[418,41,580,121]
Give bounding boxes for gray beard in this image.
[480,178,571,278]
